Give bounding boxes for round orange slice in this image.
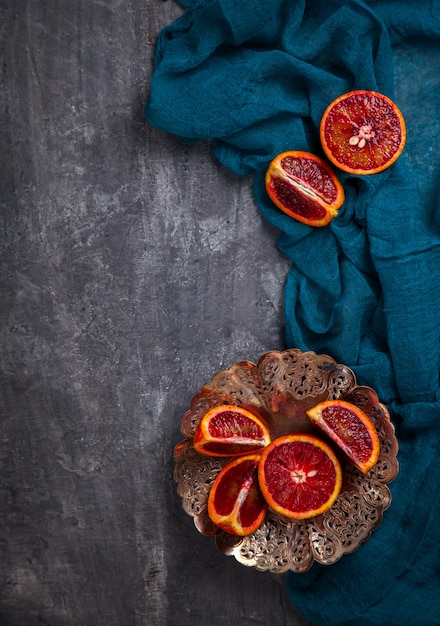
[258,434,342,520]
[264,150,345,227]
[306,399,380,473]
[208,453,267,536]
[320,90,406,175]
[193,405,271,457]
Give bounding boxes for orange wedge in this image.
[208,453,267,536]
[307,399,380,473]
[265,150,344,227]
[193,405,271,457]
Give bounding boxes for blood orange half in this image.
[258,434,342,520]
[320,90,406,175]
[208,453,267,536]
[193,405,271,457]
[265,151,344,227]
[306,399,380,473]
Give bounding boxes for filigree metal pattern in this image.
[174,349,399,573]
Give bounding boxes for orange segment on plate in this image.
[208,453,267,536]
[258,434,342,520]
[193,405,271,457]
[265,150,345,227]
[306,399,380,473]
[320,90,406,175]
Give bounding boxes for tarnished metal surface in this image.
[175,349,398,573]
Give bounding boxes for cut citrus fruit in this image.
[193,405,271,457]
[258,434,342,520]
[208,453,267,536]
[264,150,345,227]
[306,399,380,473]
[320,90,406,175]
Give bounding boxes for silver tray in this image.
[174,349,399,573]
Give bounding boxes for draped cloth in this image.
[145,2,440,624]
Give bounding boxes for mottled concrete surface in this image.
[1,1,313,624]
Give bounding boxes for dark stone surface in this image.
[1,1,312,625]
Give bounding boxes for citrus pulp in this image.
[193,404,271,457]
[258,434,342,520]
[265,150,344,227]
[208,453,267,536]
[306,399,380,473]
[320,90,406,175]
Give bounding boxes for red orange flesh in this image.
[306,399,380,473]
[193,404,271,457]
[320,90,406,175]
[208,453,267,536]
[265,150,344,227]
[258,434,342,520]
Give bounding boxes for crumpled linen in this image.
[145,1,440,624]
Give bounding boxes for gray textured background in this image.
[1,1,313,624]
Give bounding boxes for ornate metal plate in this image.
[174,349,399,574]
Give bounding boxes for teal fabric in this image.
[145,1,440,624]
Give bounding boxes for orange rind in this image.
[207,453,267,536]
[320,90,406,175]
[265,150,345,227]
[193,404,271,457]
[258,434,342,520]
[307,399,380,473]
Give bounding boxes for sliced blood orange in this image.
[193,405,271,457]
[320,90,406,175]
[264,151,344,227]
[208,453,267,536]
[258,434,342,520]
[306,399,380,473]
